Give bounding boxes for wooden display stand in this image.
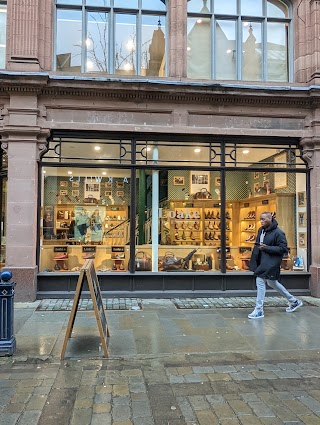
[60,259,110,360]
[161,200,235,248]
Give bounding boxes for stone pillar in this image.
[294,0,320,84]
[300,136,320,297]
[168,0,187,78]
[1,94,49,301]
[6,0,53,71]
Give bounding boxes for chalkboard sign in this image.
[82,246,96,253]
[54,246,68,252]
[261,199,269,205]
[60,260,110,360]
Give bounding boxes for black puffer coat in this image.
[249,218,288,280]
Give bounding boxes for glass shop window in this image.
[40,166,131,273]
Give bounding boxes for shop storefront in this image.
[37,132,310,296]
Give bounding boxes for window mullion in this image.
[137,11,141,76]
[211,15,215,79]
[110,8,115,73]
[237,16,241,80]
[263,17,267,81]
[82,6,86,73]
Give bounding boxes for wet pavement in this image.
[1,297,320,424]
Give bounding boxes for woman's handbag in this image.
[194,188,212,199]
[135,251,152,271]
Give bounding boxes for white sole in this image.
[286,302,303,313]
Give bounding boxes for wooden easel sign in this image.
[61,259,110,360]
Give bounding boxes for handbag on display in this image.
[84,195,98,204]
[135,251,152,271]
[193,188,212,199]
[160,251,183,271]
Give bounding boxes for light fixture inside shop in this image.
[102,172,107,175]
[94,146,101,151]
[242,149,250,154]
[146,147,151,152]
[42,170,46,174]
[68,171,72,175]
[194,148,201,153]
[197,19,202,24]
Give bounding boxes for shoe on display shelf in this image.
[54,253,68,260]
[82,253,95,259]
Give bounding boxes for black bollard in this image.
[0,270,16,356]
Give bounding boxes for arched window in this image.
[0,1,7,69]
[187,0,291,82]
[55,0,166,76]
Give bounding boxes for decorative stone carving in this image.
[1,143,8,154]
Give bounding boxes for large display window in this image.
[40,136,308,275]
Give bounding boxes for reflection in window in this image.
[141,16,166,77]
[55,1,166,76]
[267,0,289,18]
[187,0,291,82]
[115,14,136,75]
[0,4,6,69]
[215,20,236,80]
[86,12,109,73]
[56,10,82,72]
[267,22,288,82]
[187,17,211,79]
[242,23,262,81]
[241,0,262,17]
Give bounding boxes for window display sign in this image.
[190,171,210,195]
[74,206,105,243]
[84,182,100,200]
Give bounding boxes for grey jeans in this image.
[255,276,296,311]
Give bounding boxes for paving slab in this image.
[0,298,320,424]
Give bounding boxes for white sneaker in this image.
[248,309,264,319]
[286,299,303,313]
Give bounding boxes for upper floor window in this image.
[0,2,7,69]
[55,0,166,76]
[187,0,291,82]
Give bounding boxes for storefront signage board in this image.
[60,260,110,360]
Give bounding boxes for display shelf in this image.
[162,201,235,248]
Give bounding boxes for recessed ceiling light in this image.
[102,172,107,175]
[42,170,46,174]
[242,149,250,154]
[94,146,101,151]
[197,19,202,24]
[146,147,151,152]
[194,148,201,153]
[68,171,72,175]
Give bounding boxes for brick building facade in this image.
[0,0,320,301]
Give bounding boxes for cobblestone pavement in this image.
[1,297,320,424]
[2,355,320,425]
